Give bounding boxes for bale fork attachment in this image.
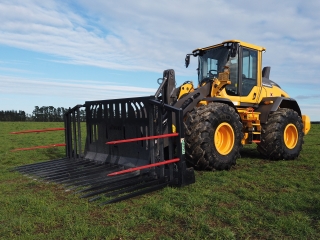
[12,96,195,204]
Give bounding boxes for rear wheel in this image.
[257,108,303,160]
[184,102,243,170]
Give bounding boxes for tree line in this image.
[0,106,86,122]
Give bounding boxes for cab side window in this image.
[241,48,257,96]
[225,55,239,96]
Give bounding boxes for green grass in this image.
[1,122,320,239]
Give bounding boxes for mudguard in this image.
[256,97,302,123]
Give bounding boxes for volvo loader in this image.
[172,40,310,170]
[12,40,311,204]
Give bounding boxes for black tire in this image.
[257,108,303,160]
[184,102,243,170]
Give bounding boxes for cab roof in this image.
[192,39,266,53]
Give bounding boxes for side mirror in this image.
[185,55,190,68]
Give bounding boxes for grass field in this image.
[1,122,320,239]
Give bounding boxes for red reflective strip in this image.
[10,128,65,134]
[107,158,180,176]
[106,133,179,145]
[11,143,66,152]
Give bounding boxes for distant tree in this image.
[0,105,86,122]
[0,110,26,121]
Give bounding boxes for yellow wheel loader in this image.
[12,40,311,204]
[164,39,311,170]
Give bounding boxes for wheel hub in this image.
[214,122,235,155]
[284,123,298,149]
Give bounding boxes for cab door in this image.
[239,48,262,105]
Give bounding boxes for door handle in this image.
[252,93,256,100]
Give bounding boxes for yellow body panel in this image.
[260,86,290,99]
[302,115,311,135]
[178,82,194,99]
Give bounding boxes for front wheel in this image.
[257,108,304,160]
[184,102,243,170]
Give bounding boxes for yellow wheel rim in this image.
[284,124,298,149]
[214,123,235,155]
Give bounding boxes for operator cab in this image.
[186,40,261,98]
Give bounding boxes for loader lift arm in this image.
[157,67,232,117]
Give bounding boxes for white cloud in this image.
[1,0,320,79]
[295,94,320,100]
[0,67,32,73]
[0,75,156,101]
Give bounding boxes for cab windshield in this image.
[198,46,239,95]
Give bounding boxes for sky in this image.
[0,0,319,120]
